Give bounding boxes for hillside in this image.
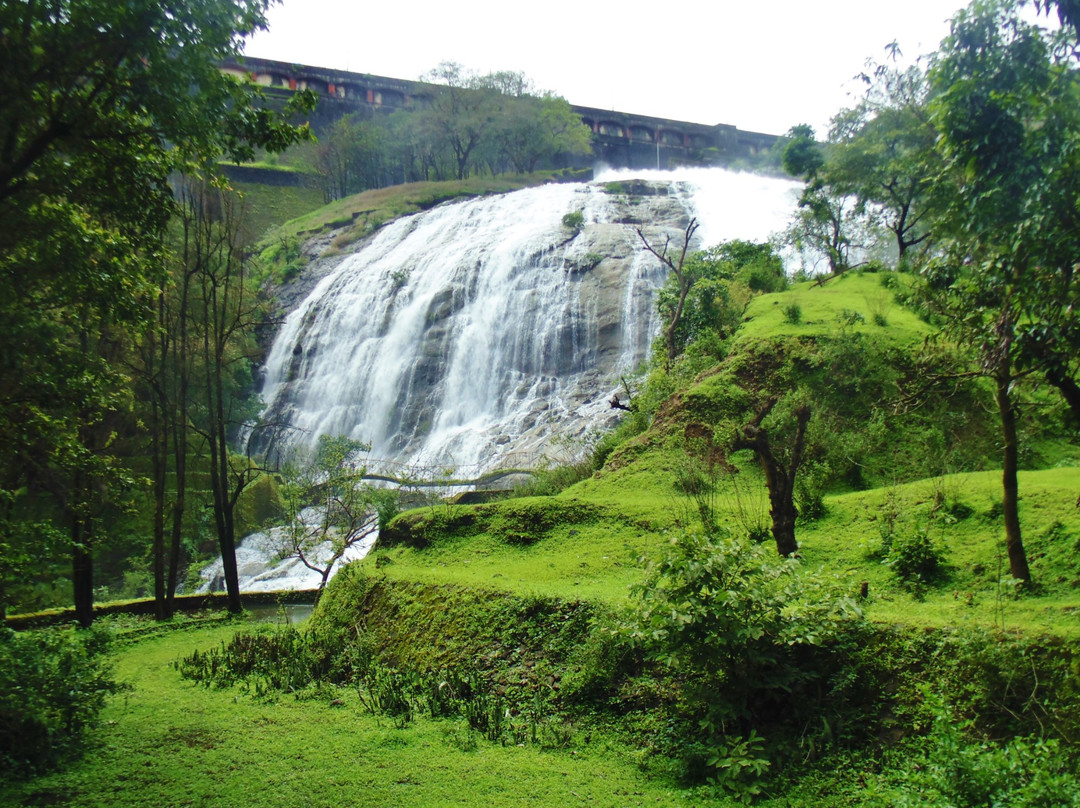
[365,270,1079,632]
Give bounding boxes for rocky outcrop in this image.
[251,170,798,475]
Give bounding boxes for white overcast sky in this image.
[244,0,972,136]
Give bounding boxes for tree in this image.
[500,94,593,173]
[417,62,500,180]
[0,0,313,624]
[650,240,785,368]
[278,436,396,601]
[637,218,701,367]
[1036,0,1080,34]
[315,112,387,201]
[920,0,1080,584]
[827,59,937,262]
[399,63,592,181]
[188,185,268,614]
[781,126,856,276]
[731,399,811,558]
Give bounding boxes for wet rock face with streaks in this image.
[253,170,800,476]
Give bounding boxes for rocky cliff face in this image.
[252,170,799,477]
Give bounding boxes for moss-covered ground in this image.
[258,172,573,261]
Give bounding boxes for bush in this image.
[624,531,864,791]
[561,209,584,233]
[0,626,121,777]
[783,302,802,324]
[887,527,944,585]
[175,625,354,696]
[835,308,865,329]
[872,704,1080,807]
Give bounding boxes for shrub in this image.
[872,704,1080,807]
[624,531,864,792]
[783,302,802,324]
[0,626,121,777]
[835,308,866,329]
[561,209,584,233]
[795,460,830,523]
[887,527,945,588]
[175,625,352,695]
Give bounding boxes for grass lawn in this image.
[737,271,931,347]
[0,620,721,808]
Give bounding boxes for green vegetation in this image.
[0,618,719,807]
[0,625,119,777]
[259,173,565,273]
[228,179,325,245]
[310,63,592,201]
[276,435,398,599]
[3,0,1080,803]
[0,0,315,625]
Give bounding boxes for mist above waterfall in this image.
[255,168,802,477]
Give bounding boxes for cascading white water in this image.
[255,167,803,478]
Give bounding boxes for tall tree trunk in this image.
[637,219,699,368]
[148,291,169,621]
[166,236,196,617]
[995,367,1032,584]
[166,438,186,613]
[204,316,242,613]
[150,390,167,620]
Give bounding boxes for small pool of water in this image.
[246,603,314,625]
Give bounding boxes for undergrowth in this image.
[0,625,122,778]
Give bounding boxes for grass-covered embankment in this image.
[369,270,1079,636]
[0,615,707,808]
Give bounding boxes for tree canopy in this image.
[314,62,593,197]
[0,0,313,622]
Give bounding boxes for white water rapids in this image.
[210,167,802,593]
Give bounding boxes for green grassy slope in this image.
[736,271,930,345]
[258,173,570,261]
[367,269,1080,636]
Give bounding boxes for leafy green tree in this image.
[0,0,313,623]
[187,186,269,614]
[397,63,592,181]
[1036,0,1080,34]
[781,125,856,275]
[827,60,937,261]
[920,0,1080,584]
[637,218,702,367]
[416,62,500,180]
[316,112,387,201]
[499,94,593,173]
[652,240,785,366]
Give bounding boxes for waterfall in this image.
[254,167,802,477]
